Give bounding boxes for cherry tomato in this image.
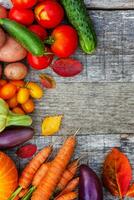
[29,24,48,40]
[0,79,7,87]
[50,25,78,58]
[22,99,35,113]
[27,48,53,70]
[27,82,43,99]
[7,95,18,108]
[9,7,34,26]
[0,83,17,100]
[12,107,25,115]
[11,0,37,9]
[17,88,30,104]
[0,5,8,18]
[10,80,25,91]
[34,0,64,28]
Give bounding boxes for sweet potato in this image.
[0,28,6,48]
[4,62,28,80]
[0,36,27,62]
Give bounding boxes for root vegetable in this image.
[0,28,6,48]
[4,62,28,80]
[0,36,27,62]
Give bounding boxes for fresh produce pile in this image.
[2,1,133,200]
[0,0,97,78]
[0,141,134,200]
[7,133,104,200]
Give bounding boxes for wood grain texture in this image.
[30,82,134,135]
[85,0,134,9]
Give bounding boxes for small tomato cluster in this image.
[0,79,43,114]
[9,0,79,72]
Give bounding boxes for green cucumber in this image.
[60,0,97,54]
[0,18,44,56]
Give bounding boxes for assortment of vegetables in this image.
[0,1,127,200]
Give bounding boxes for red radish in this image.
[16,144,37,159]
[51,58,83,77]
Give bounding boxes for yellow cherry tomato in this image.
[17,87,30,104]
[7,95,18,108]
[12,107,25,115]
[22,99,35,113]
[27,82,43,99]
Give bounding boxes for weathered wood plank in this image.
[85,0,134,9]
[25,10,134,83]
[7,133,134,200]
[29,82,134,135]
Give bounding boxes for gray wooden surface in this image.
[1,0,134,199]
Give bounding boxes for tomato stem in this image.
[44,36,55,45]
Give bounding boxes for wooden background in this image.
[1,0,134,199]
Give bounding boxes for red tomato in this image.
[29,24,48,40]
[34,0,64,28]
[11,0,37,9]
[9,7,34,26]
[27,48,53,70]
[0,5,8,19]
[50,25,78,58]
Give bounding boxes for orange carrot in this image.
[57,177,79,198]
[19,146,52,189]
[21,162,51,200]
[32,162,51,187]
[18,189,29,198]
[56,192,78,200]
[31,135,76,200]
[57,160,79,191]
[9,146,52,200]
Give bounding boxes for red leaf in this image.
[39,73,56,89]
[102,148,132,199]
[126,183,134,197]
[16,144,37,159]
[51,58,83,77]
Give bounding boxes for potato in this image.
[0,28,6,48]
[0,5,8,19]
[4,62,28,80]
[0,36,27,62]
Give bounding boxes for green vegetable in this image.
[0,18,45,56]
[0,98,32,132]
[60,0,97,54]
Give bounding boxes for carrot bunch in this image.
[8,133,79,200]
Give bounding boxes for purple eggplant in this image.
[0,126,34,149]
[79,164,103,200]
